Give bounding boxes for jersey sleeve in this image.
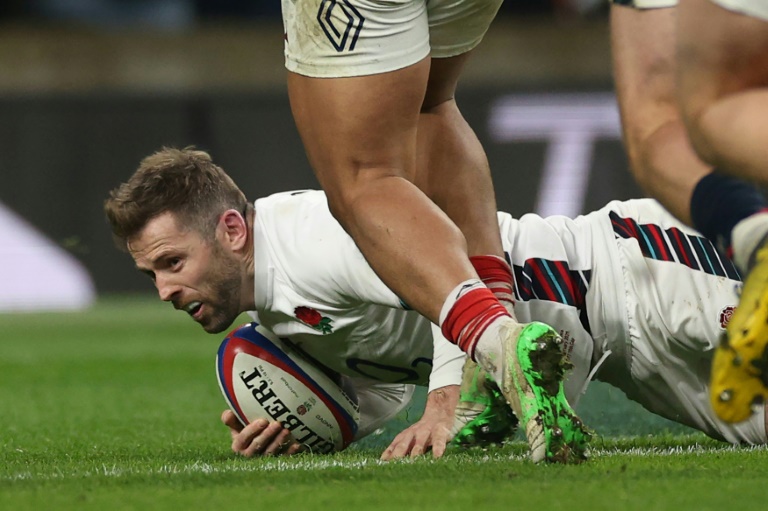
[428,322,465,392]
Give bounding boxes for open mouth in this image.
[184,301,203,318]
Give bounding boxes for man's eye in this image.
[169,258,182,269]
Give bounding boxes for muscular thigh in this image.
[282,0,502,78]
[611,5,678,129]
[678,0,768,113]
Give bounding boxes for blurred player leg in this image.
[610,1,768,264]
[678,0,768,422]
[678,0,768,183]
[610,2,710,226]
[688,174,768,425]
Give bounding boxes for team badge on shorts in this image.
[719,306,736,330]
[317,0,365,52]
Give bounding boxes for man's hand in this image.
[380,385,459,460]
[221,410,305,457]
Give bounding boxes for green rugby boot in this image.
[478,320,591,464]
[451,358,518,447]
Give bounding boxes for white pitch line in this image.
[5,444,767,483]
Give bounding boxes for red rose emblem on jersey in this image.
[294,306,334,334]
[295,306,322,325]
[719,306,736,329]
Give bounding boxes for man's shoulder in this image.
[255,189,334,226]
[256,189,326,207]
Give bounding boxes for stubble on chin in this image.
[204,244,245,334]
[201,311,238,334]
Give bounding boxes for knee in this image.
[679,104,717,166]
[322,173,394,230]
[621,110,684,187]
[676,82,719,165]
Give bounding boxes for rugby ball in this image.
[216,322,359,453]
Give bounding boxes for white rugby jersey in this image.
[248,191,759,441]
[250,190,462,393]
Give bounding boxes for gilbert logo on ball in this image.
[216,322,359,453]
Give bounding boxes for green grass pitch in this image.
[2,296,767,511]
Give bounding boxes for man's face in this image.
[128,211,244,333]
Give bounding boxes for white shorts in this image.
[611,0,677,9]
[281,0,504,78]
[591,203,766,444]
[345,377,416,440]
[709,0,768,21]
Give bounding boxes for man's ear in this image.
[218,209,248,251]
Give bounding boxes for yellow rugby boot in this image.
[710,334,768,423]
[713,216,768,422]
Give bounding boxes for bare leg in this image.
[414,53,504,259]
[287,59,476,323]
[283,0,585,464]
[610,4,710,225]
[678,0,768,184]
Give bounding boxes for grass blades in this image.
[1,296,766,511]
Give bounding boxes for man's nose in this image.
[156,275,181,302]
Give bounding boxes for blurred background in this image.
[0,0,641,312]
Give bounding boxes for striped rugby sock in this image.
[470,254,516,319]
[439,279,510,360]
[691,171,768,259]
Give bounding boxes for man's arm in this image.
[220,321,465,459]
[380,323,465,460]
[221,410,305,457]
[380,384,459,460]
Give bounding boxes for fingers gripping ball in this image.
[216,322,359,453]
